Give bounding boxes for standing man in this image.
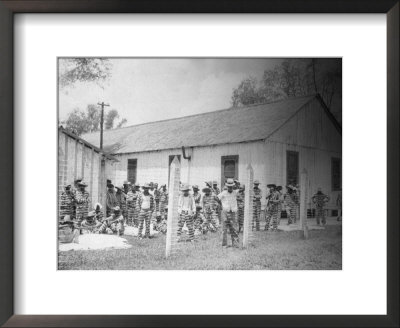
[202,186,220,232]
[159,184,168,220]
[116,186,127,223]
[212,181,220,196]
[252,180,262,231]
[60,184,74,219]
[312,188,330,226]
[192,185,202,206]
[126,183,139,227]
[236,184,245,233]
[106,183,118,217]
[177,184,196,242]
[265,184,280,231]
[284,185,297,225]
[218,178,239,248]
[75,181,90,225]
[136,183,154,239]
[336,189,342,221]
[276,186,284,226]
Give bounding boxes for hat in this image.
[123,180,130,185]
[78,181,88,187]
[74,178,82,183]
[116,186,124,192]
[196,205,202,211]
[267,184,276,188]
[286,184,294,190]
[212,181,217,185]
[142,183,150,189]
[95,202,102,210]
[161,184,166,188]
[225,178,235,187]
[192,184,199,190]
[276,186,282,191]
[254,180,260,185]
[87,211,96,218]
[107,183,114,188]
[106,179,112,184]
[64,184,71,189]
[181,184,190,191]
[113,206,121,213]
[202,186,211,192]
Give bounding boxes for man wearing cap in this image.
[212,181,220,196]
[60,184,74,219]
[192,185,201,206]
[136,183,155,238]
[75,181,90,224]
[98,206,125,235]
[81,210,102,232]
[252,180,262,231]
[159,184,168,220]
[265,184,280,231]
[312,188,330,226]
[177,184,196,242]
[116,186,127,223]
[218,178,239,247]
[236,184,245,233]
[106,183,118,217]
[202,186,220,231]
[126,183,139,227]
[284,185,298,225]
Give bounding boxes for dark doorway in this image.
[286,150,299,186]
[127,159,137,184]
[221,155,239,188]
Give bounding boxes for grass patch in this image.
[58,225,342,270]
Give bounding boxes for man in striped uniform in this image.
[284,185,297,225]
[276,186,284,226]
[237,184,245,233]
[98,206,125,235]
[202,186,220,232]
[159,184,168,220]
[75,181,90,224]
[252,180,262,231]
[218,178,239,248]
[116,186,127,223]
[265,184,280,231]
[60,184,74,219]
[126,184,139,227]
[136,183,154,239]
[192,185,202,206]
[177,184,196,242]
[312,188,330,225]
[212,181,221,223]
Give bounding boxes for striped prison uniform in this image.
[159,190,168,220]
[252,188,262,231]
[312,193,330,225]
[116,191,127,221]
[153,189,160,215]
[136,193,154,238]
[98,214,125,235]
[193,192,201,206]
[265,191,280,231]
[277,191,284,225]
[126,191,138,227]
[284,192,297,224]
[60,191,74,219]
[177,194,195,241]
[202,194,220,231]
[236,191,245,232]
[75,190,90,222]
[193,210,206,235]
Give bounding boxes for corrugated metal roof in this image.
[82,95,316,154]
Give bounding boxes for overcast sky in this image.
[58,58,283,126]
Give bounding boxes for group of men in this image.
[59,176,335,246]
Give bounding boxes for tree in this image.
[231,59,341,115]
[59,58,112,89]
[62,105,127,136]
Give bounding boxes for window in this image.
[286,151,299,186]
[168,155,181,186]
[331,157,341,191]
[221,155,239,188]
[127,159,137,184]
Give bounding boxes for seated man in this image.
[98,206,125,236]
[58,215,79,244]
[80,210,102,232]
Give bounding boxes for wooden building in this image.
[82,95,342,209]
[58,126,117,213]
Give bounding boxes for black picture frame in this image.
[0,1,398,326]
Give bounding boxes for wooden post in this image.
[300,169,309,239]
[99,157,107,218]
[166,156,181,258]
[243,164,254,248]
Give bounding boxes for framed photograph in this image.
[0,0,398,327]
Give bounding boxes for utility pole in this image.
[97,102,110,150]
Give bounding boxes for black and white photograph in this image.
[58,58,342,270]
